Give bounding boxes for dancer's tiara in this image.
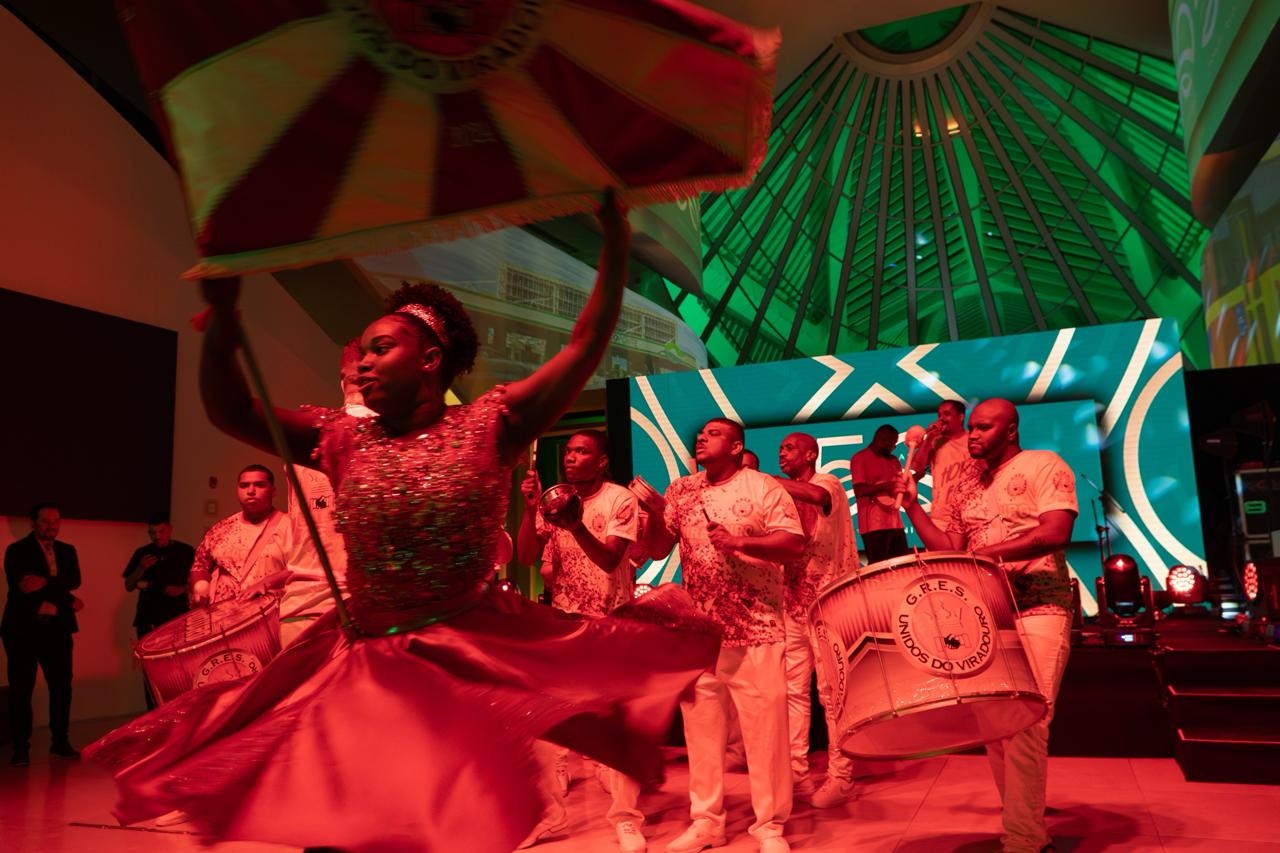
[396,303,448,345]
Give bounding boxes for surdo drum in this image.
[810,551,1046,759]
[135,595,282,705]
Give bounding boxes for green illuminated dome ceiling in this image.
[676,4,1208,367]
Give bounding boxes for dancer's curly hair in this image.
[385,281,479,386]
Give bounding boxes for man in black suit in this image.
[123,512,194,709]
[2,502,82,766]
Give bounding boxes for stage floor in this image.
[4,718,1279,852]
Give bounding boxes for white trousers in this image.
[681,642,791,840]
[602,766,643,826]
[534,743,642,826]
[986,612,1072,852]
[782,613,854,780]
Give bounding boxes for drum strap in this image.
[215,511,287,598]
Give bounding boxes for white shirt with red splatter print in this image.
[537,482,639,618]
[663,467,804,647]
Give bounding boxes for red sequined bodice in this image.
[313,389,512,631]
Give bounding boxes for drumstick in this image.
[895,425,929,511]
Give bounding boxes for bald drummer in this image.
[898,398,1078,853]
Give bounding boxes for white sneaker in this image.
[809,775,855,809]
[758,837,790,853]
[616,819,647,852]
[664,819,726,853]
[516,812,568,849]
[153,810,193,827]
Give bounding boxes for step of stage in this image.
[1153,628,1280,783]
[1175,727,1280,784]
[1166,684,1280,730]
[1155,646,1280,689]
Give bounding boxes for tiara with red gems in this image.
[396,303,448,345]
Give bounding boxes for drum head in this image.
[839,693,1047,760]
[135,595,280,657]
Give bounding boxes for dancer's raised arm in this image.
[199,276,322,461]
[499,191,630,459]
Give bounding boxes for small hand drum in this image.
[627,475,663,512]
[539,483,583,527]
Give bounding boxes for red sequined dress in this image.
[86,389,720,853]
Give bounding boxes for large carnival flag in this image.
[114,0,779,277]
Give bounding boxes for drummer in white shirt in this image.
[910,399,969,523]
[772,433,859,808]
[644,417,805,853]
[189,465,299,608]
[898,398,1077,853]
[515,430,647,852]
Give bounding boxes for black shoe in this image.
[10,746,30,767]
[50,742,80,760]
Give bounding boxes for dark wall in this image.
[1184,363,1280,583]
[0,287,175,521]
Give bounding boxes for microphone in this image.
[896,425,928,510]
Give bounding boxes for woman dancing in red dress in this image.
[86,195,720,852]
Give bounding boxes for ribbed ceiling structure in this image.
[678,4,1208,367]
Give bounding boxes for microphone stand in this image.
[1081,474,1111,563]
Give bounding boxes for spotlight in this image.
[1244,561,1259,602]
[1166,565,1206,604]
[1103,554,1142,616]
[1095,553,1154,645]
[495,578,519,595]
[633,583,653,599]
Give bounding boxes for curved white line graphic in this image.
[1026,329,1073,402]
[638,553,668,585]
[1101,319,1160,440]
[1123,353,1205,568]
[636,376,694,473]
[1106,507,1170,585]
[699,369,743,423]
[630,408,681,485]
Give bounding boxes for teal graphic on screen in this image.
[626,319,1204,616]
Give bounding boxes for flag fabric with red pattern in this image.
[114,0,778,277]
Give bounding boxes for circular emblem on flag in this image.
[193,649,266,688]
[894,574,997,677]
[335,0,549,91]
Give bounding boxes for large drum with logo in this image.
[810,551,1046,759]
[135,594,282,705]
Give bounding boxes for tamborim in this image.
[810,551,1046,759]
[135,595,282,705]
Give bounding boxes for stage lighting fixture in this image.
[1166,565,1206,604]
[495,578,518,595]
[1103,554,1142,616]
[633,583,653,599]
[1094,553,1155,645]
[1244,561,1259,602]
